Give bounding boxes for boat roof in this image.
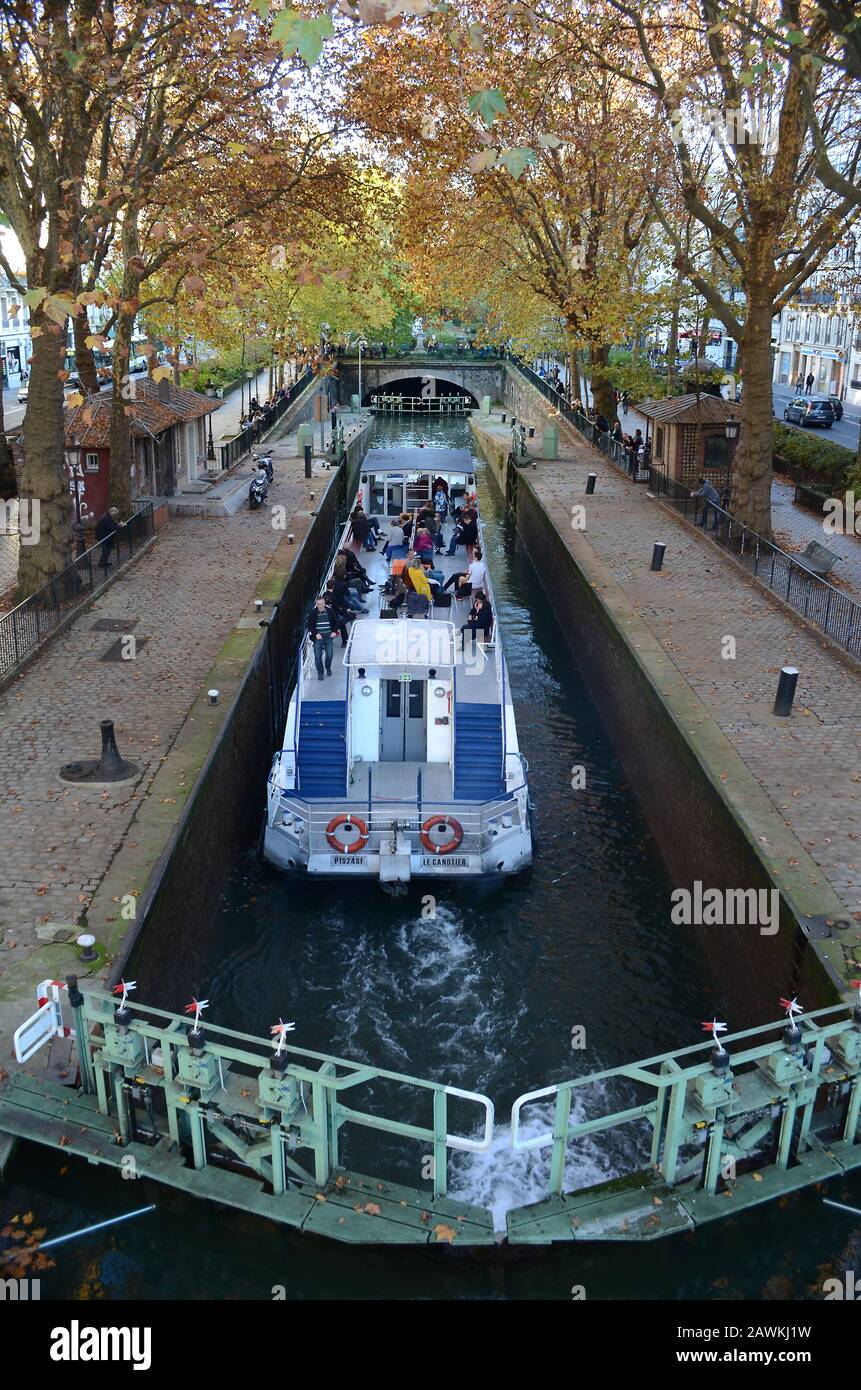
[361,447,473,475]
[345,619,456,670]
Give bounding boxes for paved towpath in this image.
[0,421,333,1061]
[478,412,861,953]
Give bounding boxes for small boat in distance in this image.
[264,446,533,886]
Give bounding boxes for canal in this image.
[3,415,860,1299]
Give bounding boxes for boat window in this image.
[405,475,431,508]
[368,477,385,514]
[385,681,402,718]
[407,681,424,718]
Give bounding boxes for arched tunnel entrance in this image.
[361,375,479,411]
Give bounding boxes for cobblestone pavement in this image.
[0,499,17,600]
[490,416,861,924]
[614,400,861,595]
[0,434,317,1023]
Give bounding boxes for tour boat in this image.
[263,446,533,885]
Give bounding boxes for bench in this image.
[793,482,832,513]
[795,540,840,578]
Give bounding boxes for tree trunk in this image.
[73,306,100,396]
[17,308,73,597]
[667,274,682,396]
[732,291,775,537]
[108,300,138,515]
[589,342,616,421]
[0,384,15,496]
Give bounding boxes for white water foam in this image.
[449,1085,641,1233]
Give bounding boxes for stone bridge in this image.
[336,354,505,409]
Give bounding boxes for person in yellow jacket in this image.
[407,563,433,601]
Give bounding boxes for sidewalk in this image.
[478,409,861,941]
[613,398,861,595]
[0,417,338,1058]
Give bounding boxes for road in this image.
[533,361,860,454]
[1,365,274,442]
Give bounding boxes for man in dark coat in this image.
[95,507,121,569]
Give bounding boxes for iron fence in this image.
[649,465,861,658]
[217,367,315,471]
[508,360,650,481]
[0,501,155,680]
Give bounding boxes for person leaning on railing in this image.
[691,476,721,531]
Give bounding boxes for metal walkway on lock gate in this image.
[2,980,861,1247]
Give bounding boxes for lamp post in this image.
[725,412,740,507]
[67,445,86,556]
[205,379,216,463]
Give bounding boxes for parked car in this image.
[783,395,835,428]
[828,394,844,421]
[17,383,28,403]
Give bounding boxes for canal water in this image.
[4,415,860,1300]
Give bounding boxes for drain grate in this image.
[91,618,139,632]
[101,636,148,661]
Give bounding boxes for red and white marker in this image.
[270,1018,296,1055]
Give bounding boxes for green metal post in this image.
[188,1104,207,1171]
[311,1080,330,1185]
[66,978,95,1095]
[432,1090,447,1200]
[271,1122,286,1196]
[112,1068,131,1145]
[661,1077,688,1185]
[549,1086,572,1195]
[94,1059,111,1117]
[776,1097,798,1169]
[843,1073,861,1143]
[704,1118,726,1196]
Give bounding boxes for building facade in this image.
[0,270,32,388]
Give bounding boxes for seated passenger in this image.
[421,557,444,589]
[413,525,434,556]
[460,591,493,643]
[384,519,408,560]
[407,563,433,601]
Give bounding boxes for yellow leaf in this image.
[432,1222,457,1243]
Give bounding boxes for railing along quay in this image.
[217,367,315,471]
[0,501,155,681]
[649,464,861,659]
[508,359,651,481]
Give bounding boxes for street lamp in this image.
[725,414,740,443]
[66,444,86,556]
[204,379,216,463]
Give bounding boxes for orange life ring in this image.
[326,814,369,853]
[421,815,464,855]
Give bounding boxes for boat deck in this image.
[304,514,500,705]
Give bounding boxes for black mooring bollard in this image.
[304,444,313,478]
[650,542,666,572]
[586,473,597,494]
[773,666,799,717]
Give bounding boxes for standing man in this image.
[805,371,815,394]
[307,595,336,679]
[95,507,121,569]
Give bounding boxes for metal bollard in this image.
[586,473,597,494]
[650,542,666,572]
[773,666,799,717]
[501,413,506,424]
[304,444,312,478]
[330,409,337,432]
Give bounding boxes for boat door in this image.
[385,476,404,516]
[381,678,426,760]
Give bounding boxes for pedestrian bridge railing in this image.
[370,395,472,415]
